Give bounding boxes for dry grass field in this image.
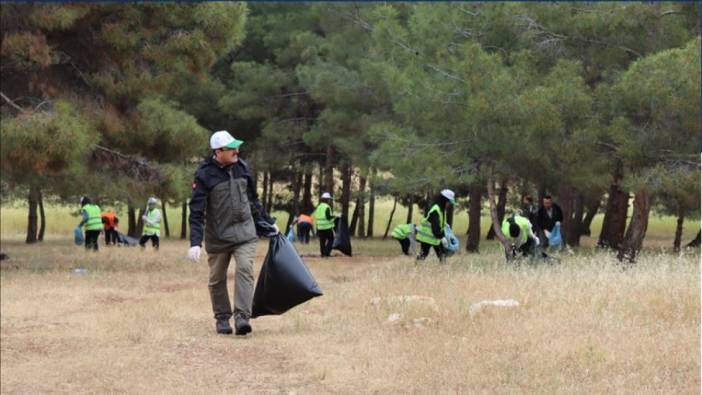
[1,235,699,394]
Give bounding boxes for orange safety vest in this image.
[298,214,314,225]
[101,212,118,229]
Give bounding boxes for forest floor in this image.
[1,237,699,394]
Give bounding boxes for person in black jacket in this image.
[187,131,279,336]
[536,195,563,248]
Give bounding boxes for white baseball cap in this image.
[321,192,332,199]
[210,130,244,150]
[147,197,158,205]
[440,189,456,205]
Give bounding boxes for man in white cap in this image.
[313,192,336,258]
[188,130,279,335]
[416,189,456,262]
[139,197,161,250]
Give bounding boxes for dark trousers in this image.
[418,242,445,260]
[317,229,334,257]
[398,238,411,255]
[535,226,550,248]
[85,230,100,251]
[513,238,548,258]
[139,234,160,250]
[297,222,312,244]
[105,228,118,245]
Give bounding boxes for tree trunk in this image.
[302,168,314,213]
[128,201,137,238]
[266,172,274,213]
[617,189,651,263]
[38,188,46,242]
[367,173,375,238]
[558,184,576,248]
[579,199,601,236]
[25,185,39,244]
[349,202,360,236]
[598,162,629,249]
[325,145,335,194]
[685,230,701,248]
[248,152,257,191]
[486,179,508,240]
[180,200,187,240]
[486,170,511,259]
[317,162,324,200]
[567,193,585,247]
[340,161,351,220]
[466,181,482,253]
[424,190,433,212]
[286,171,303,233]
[673,206,685,252]
[136,208,145,237]
[162,199,170,238]
[406,195,414,224]
[357,175,366,238]
[261,171,269,209]
[383,196,398,239]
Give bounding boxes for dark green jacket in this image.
[189,157,275,253]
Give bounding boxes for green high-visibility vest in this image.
[313,203,334,230]
[501,215,531,245]
[391,224,413,240]
[82,204,103,231]
[416,204,444,246]
[143,208,161,236]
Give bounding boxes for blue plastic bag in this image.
[444,224,460,255]
[548,222,563,248]
[74,226,84,246]
[286,228,295,243]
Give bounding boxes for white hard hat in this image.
[440,189,456,205]
[147,197,158,205]
[321,192,332,199]
[210,130,244,150]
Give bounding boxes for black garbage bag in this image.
[332,216,352,256]
[116,231,139,246]
[252,234,323,318]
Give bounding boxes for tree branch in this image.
[0,91,27,113]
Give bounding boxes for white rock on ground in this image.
[469,299,520,317]
[387,313,401,322]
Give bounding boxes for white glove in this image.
[544,230,551,238]
[272,223,280,234]
[534,236,540,246]
[441,237,449,248]
[187,246,201,262]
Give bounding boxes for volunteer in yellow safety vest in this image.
[391,223,417,256]
[501,214,541,258]
[416,189,456,262]
[140,197,161,250]
[78,196,103,251]
[313,192,337,258]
